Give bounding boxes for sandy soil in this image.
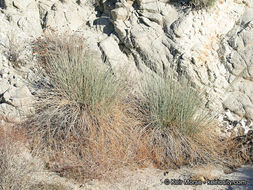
[76,165,253,190]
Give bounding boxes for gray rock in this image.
[138,11,163,25]
[223,91,253,119]
[0,103,20,121]
[93,16,114,34]
[137,0,162,13]
[240,8,253,26]
[39,0,92,32]
[99,36,128,70]
[0,33,9,48]
[221,5,253,120]
[8,86,34,116]
[0,79,9,94]
[113,20,127,41]
[111,7,129,21]
[163,8,179,32]
[2,0,42,37]
[12,0,33,10]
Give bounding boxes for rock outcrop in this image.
[0,0,252,134]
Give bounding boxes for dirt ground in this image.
[33,165,252,190]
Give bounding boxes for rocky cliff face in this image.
[0,0,253,133]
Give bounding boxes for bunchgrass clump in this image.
[29,33,128,143]
[25,32,235,181]
[26,32,155,181]
[34,34,126,115]
[136,74,225,167]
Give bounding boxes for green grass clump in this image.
[27,33,129,151]
[35,35,126,115]
[44,47,124,115]
[139,74,208,136]
[135,74,226,168]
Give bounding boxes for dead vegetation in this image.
[0,120,25,189]
[0,119,82,190]
[0,121,37,190]
[225,130,253,166]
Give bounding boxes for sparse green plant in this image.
[3,33,32,69]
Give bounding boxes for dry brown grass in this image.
[0,121,32,190]
[224,131,253,167]
[0,119,74,190]
[144,124,228,170]
[25,101,158,182]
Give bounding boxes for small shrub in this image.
[225,131,253,166]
